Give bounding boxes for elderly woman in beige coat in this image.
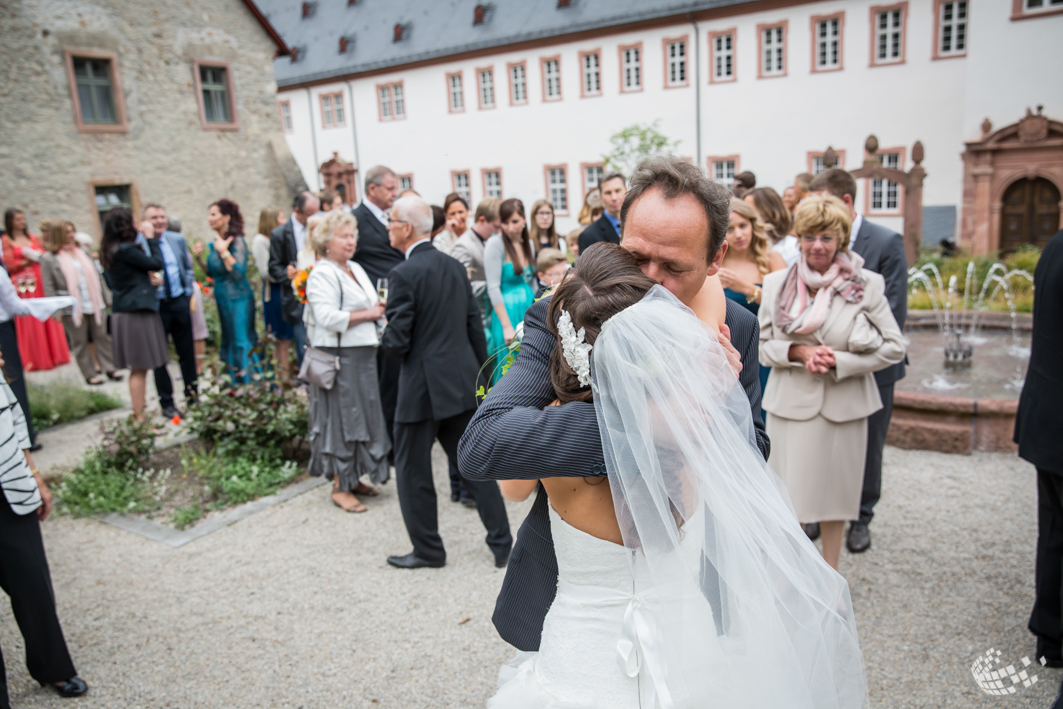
[759,195,905,569]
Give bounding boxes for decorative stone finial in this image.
[912,141,924,166]
[865,134,879,156]
[823,147,838,169]
[980,118,992,138]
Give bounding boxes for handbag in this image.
[848,312,884,354]
[297,268,345,390]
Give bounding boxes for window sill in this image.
[870,59,906,67]
[709,76,737,84]
[663,82,690,89]
[76,122,129,134]
[931,52,966,60]
[811,65,844,73]
[1011,6,1063,19]
[619,86,644,93]
[201,122,240,131]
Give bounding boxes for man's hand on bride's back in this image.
[718,324,743,378]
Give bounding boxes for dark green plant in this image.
[909,245,1039,313]
[28,381,123,431]
[601,121,681,176]
[172,504,204,530]
[183,447,299,506]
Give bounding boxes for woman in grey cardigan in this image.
[40,221,117,385]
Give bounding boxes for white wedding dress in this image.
[489,287,869,709]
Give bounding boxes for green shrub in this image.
[28,381,123,431]
[54,417,158,516]
[172,504,204,530]
[908,246,1039,313]
[183,447,300,506]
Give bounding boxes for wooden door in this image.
[1000,177,1061,253]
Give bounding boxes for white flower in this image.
[558,309,593,387]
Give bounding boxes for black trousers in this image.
[0,497,77,708]
[394,410,512,563]
[857,382,894,526]
[0,321,35,445]
[377,348,400,453]
[152,296,198,410]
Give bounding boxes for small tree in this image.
[601,121,680,177]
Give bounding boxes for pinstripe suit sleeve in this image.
[725,300,771,461]
[459,296,606,481]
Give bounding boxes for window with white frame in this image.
[712,160,736,190]
[478,68,495,108]
[666,40,687,86]
[812,156,827,175]
[870,153,901,212]
[548,167,568,211]
[392,83,404,117]
[279,101,292,132]
[321,91,344,127]
[398,175,412,191]
[584,165,603,192]
[543,58,561,100]
[378,82,404,121]
[449,73,464,112]
[621,45,641,91]
[484,170,502,199]
[510,63,527,103]
[938,1,967,55]
[762,26,785,75]
[714,33,734,80]
[454,172,471,203]
[815,17,842,70]
[582,52,600,95]
[1024,0,1063,12]
[875,9,904,63]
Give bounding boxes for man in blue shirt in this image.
[142,204,197,420]
[577,172,627,254]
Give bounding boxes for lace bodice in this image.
[549,505,632,592]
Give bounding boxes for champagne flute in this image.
[376,278,388,301]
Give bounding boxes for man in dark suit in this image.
[268,191,319,368]
[577,171,627,253]
[810,168,908,554]
[1016,230,1063,698]
[459,157,769,652]
[352,166,405,449]
[382,196,512,570]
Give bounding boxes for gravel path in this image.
[2,444,1058,708]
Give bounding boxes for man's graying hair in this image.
[619,156,732,260]
[293,190,318,213]
[364,165,395,192]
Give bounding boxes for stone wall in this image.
[0,0,303,244]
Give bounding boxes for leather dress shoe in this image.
[43,677,88,698]
[450,491,460,503]
[804,522,821,541]
[460,496,478,509]
[29,441,43,452]
[847,522,871,553]
[387,552,445,569]
[494,548,511,569]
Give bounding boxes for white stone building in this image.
[262,0,1063,255]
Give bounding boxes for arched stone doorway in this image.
[1000,177,1060,252]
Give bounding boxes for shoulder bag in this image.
[298,267,345,390]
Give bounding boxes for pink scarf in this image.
[57,246,105,327]
[775,250,866,335]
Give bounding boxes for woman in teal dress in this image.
[717,198,786,406]
[484,198,537,381]
[205,199,259,383]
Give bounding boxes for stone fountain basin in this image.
[887,311,1031,455]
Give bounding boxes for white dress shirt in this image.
[850,213,864,250]
[362,199,389,228]
[292,217,308,254]
[404,237,432,259]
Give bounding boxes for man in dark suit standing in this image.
[268,191,319,369]
[577,172,627,254]
[459,157,769,652]
[810,168,908,554]
[1016,230,1063,700]
[382,195,512,570]
[352,166,404,448]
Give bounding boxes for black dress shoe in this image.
[804,522,820,541]
[450,491,460,503]
[387,552,445,569]
[29,441,43,452]
[44,677,88,697]
[162,405,183,420]
[460,496,478,509]
[494,548,511,569]
[847,522,871,553]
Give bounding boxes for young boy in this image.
[534,248,569,299]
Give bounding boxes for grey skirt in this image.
[307,346,391,490]
[111,311,169,371]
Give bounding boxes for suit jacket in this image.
[577,213,620,254]
[1015,229,1063,474]
[450,229,491,327]
[759,268,906,423]
[268,220,303,324]
[159,231,195,296]
[104,241,163,313]
[851,218,908,386]
[381,241,488,423]
[352,201,404,285]
[458,295,769,651]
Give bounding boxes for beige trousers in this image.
[62,313,115,380]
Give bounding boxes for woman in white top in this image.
[304,210,390,514]
[432,193,468,255]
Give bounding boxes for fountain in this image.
[887,261,1034,454]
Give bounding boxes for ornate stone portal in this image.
[319,152,357,204]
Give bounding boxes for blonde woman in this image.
[758,195,905,569]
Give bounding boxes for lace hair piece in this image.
[558,309,593,387]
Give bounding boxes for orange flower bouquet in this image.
[292,266,313,304]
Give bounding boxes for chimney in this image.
[474,5,486,24]
[557,0,571,7]
[338,36,348,53]
[393,23,406,42]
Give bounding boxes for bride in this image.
[490,244,868,708]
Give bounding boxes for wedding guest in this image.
[251,207,294,373]
[305,210,390,513]
[269,191,320,369]
[575,187,600,226]
[534,247,567,299]
[758,194,905,570]
[335,183,350,210]
[189,281,209,375]
[782,186,800,215]
[142,204,198,419]
[485,198,536,356]
[318,189,338,212]
[793,173,813,208]
[40,222,118,385]
[1016,229,1063,685]
[430,205,445,238]
[451,197,500,330]
[382,195,512,569]
[566,190,602,257]
[0,263,41,451]
[101,208,169,420]
[732,170,756,199]
[0,366,88,704]
[204,199,258,383]
[746,186,799,267]
[529,200,564,255]
[1,210,70,371]
[578,173,626,253]
[809,168,908,553]
[433,194,468,255]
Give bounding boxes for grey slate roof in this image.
[258,0,755,87]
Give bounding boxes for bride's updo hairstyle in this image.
[547,242,656,404]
